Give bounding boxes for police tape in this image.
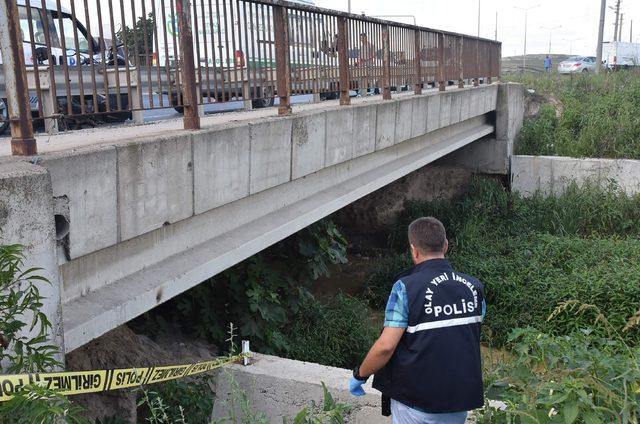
[0,354,247,402]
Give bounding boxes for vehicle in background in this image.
[603,41,640,70]
[557,56,597,74]
[0,0,130,134]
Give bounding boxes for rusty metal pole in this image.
[414,30,422,95]
[177,0,200,130]
[337,17,350,106]
[0,0,36,155]
[437,32,445,92]
[382,25,391,100]
[473,38,479,86]
[273,5,292,115]
[458,36,464,88]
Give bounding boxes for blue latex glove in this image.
[349,375,367,396]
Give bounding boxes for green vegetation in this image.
[376,177,640,346]
[510,70,640,159]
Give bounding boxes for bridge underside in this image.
[0,84,523,353]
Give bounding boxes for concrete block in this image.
[43,148,118,259]
[352,104,377,157]
[0,161,64,360]
[117,134,194,241]
[410,96,428,138]
[450,91,463,124]
[395,98,414,144]
[426,94,441,132]
[459,90,471,122]
[496,83,524,153]
[439,93,452,128]
[511,155,640,197]
[212,354,385,423]
[193,125,250,213]
[375,101,397,150]
[250,119,293,193]
[292,113,326,179]
[325,109,354,166]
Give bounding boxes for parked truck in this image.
[603,41,640,70]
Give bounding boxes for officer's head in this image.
[408,217,448,264]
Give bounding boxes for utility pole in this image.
[515,4,540,72]
[611,0,621,42]
[631,20,633,43]
[618,14,623,42]
[477,0,481,37]
[596,0,606,74]
[495,11,498,41]
[347,0,351,13]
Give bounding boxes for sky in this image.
[313,0,640,57]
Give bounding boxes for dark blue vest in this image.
[372,258,485,413]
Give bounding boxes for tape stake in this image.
[0,353,247,401]
[241,340,251,366]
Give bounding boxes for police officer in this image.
[349,217,486,424]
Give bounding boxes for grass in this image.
[508,70,640,159]
[368,177,640,346]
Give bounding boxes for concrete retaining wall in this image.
[511,155,640,196]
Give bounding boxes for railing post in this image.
[0,0,36,156]
[414,30,422,95]
[458,36,464,88]
[273,5,292,115]
[473,38,479,86]
[337,16,350,106]
[437,32,445,91]
[177,0,200,130]
[382,25,391,100]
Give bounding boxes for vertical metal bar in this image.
[458,36,464,88]
[24,1,44,118]
[201,0,212,102]
[55,0,73,114]
[336,16,350,105]
[108,0,122,110]
[474,37,479,86]
[437,32,445,91]
[0,0,36,155]
[273,5,291,115]
[82,0,100,113]
[382,24,391,100]
[177,0,201,129]
[414,29,422,95]
[95,0,111,112]
[69,0,86,114]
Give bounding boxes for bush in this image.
[383,177,640,346]
[284,293,377,369]
[511,70,640,159]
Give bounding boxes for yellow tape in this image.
[0,354,245,401]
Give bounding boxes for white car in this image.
[557,56,597,74]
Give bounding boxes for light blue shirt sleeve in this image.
[384,280,409,328]
[481,299,487,321]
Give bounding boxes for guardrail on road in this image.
[0,0,501,155]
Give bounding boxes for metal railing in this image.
[0,0,501,155]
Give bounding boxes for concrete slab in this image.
[439,93,452,128]
[212,354,384,423]
[249,119,293,194]
[459,89,471,122]
[0,161,65,360]
[193,125,250,214]
[394,98,414,144]
[292,112,327,179]
[410,96,428,138]
[43,148,118,259]
[450,91,463,125]
[375,101,397,150]
[325,109,354,166]
[469,89,481,118]
[117,134,194,241]
[426,94,441,132]
[352,104,377,158]
[511,155,640,197]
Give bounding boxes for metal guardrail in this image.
[0,0,501,155]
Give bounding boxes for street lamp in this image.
[514,4,540,72]
[541,25,562,55]
[564,37,580,55]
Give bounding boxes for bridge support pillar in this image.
[0,161,65,366]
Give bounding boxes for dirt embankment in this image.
[66,325,219,422]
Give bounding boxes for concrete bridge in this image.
[0,83,523,355]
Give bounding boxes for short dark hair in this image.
[408,217,447,254]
